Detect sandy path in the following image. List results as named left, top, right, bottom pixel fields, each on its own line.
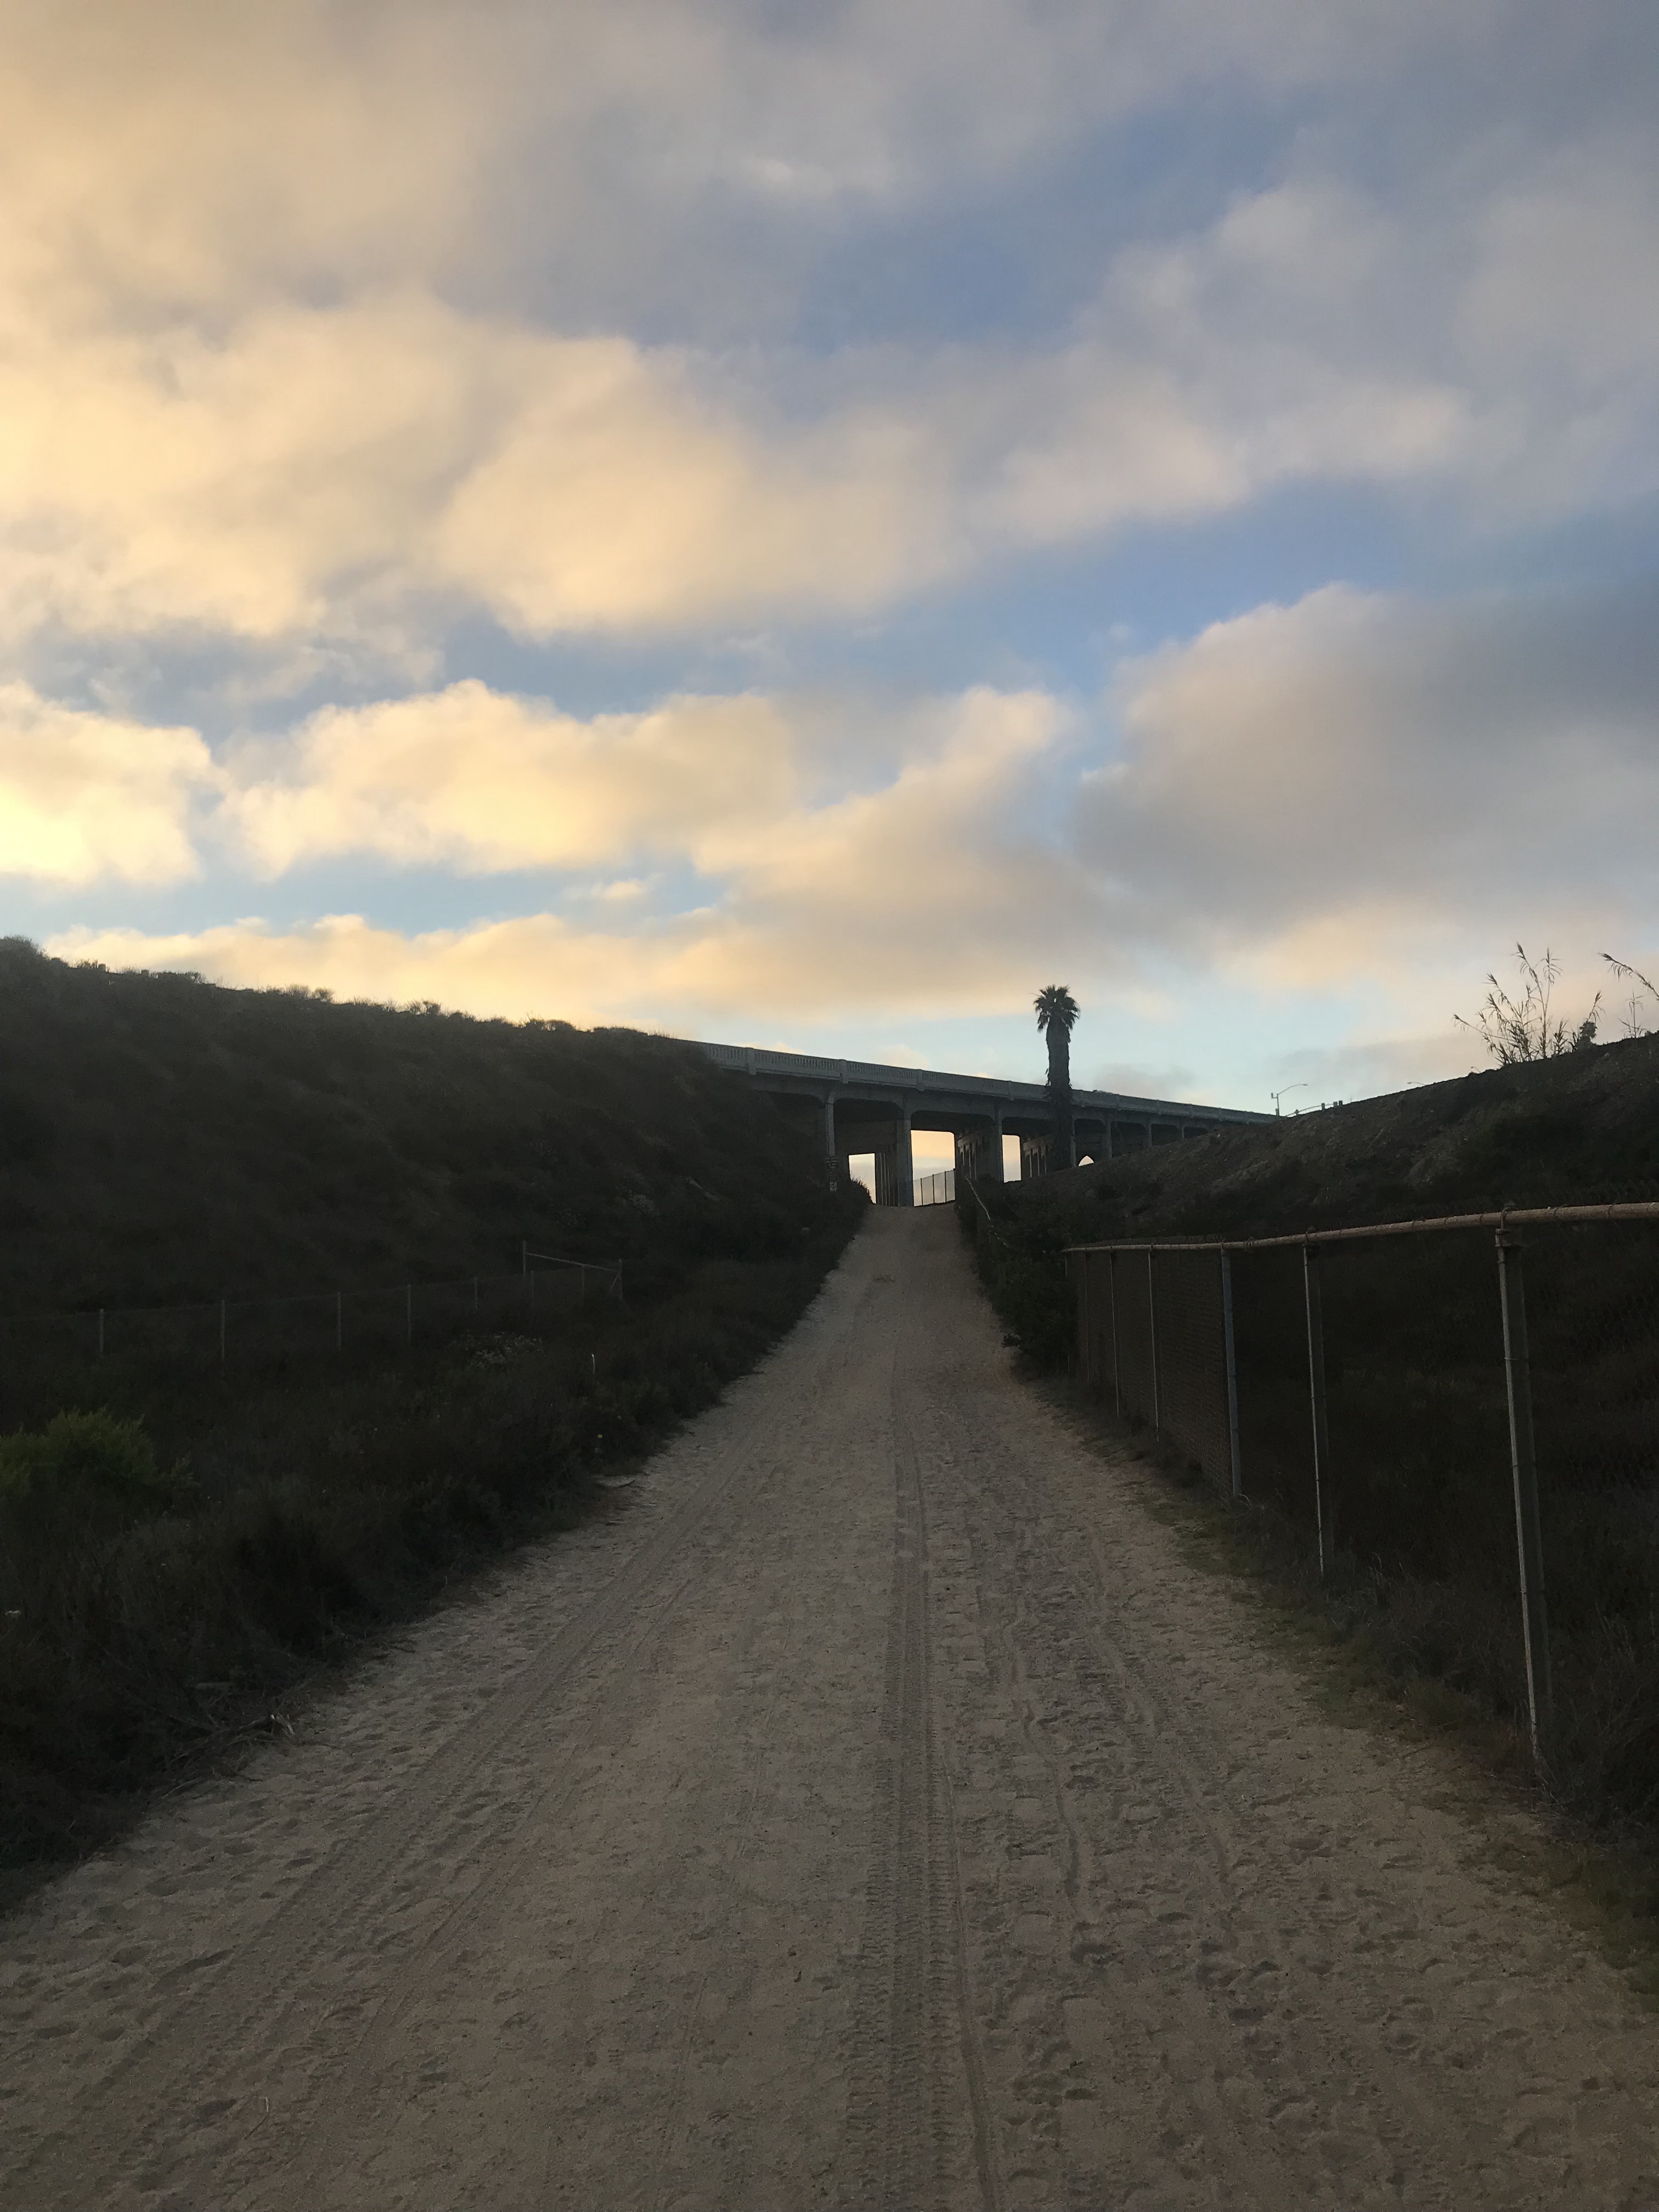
left=3, top=1209, right=1655, bottom=2209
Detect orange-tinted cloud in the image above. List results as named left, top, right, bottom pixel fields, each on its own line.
left=0, top=682, right=214, bottom=885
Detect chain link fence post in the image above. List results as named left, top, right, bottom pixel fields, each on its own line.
left=1496, top=1226, right=1554, bottom=1771
left=1107, top=1250, right=1120, bottom=1419
left=1302, top=1243, right=1332, bottom=1578
left=1220, top=1249, right=1242, bottom=1499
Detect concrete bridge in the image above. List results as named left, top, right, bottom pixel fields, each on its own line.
left=693, top=1040, right=1271, bottom=1204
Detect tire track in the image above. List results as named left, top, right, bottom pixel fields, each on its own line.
left=840, top=1339, right=1004, bottom=2212
left=930, top=1384, right=1278, bottom=2197
left=917, top=1323, right=1481, bottom=2200
left=11, top=1267, right=870, bottom=2210
left=642, top=1564, right=800, bottom=2212
left=272, top=1300, right=872, bottom=2209
left=9, top=1211, right=1657, bottom=2210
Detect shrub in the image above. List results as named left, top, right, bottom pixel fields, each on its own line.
left=0, top=1214, right=863, bottom=1883
left=0, top=1409, right=191, bottom=1512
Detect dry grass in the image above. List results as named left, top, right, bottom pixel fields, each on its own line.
left=0, top=943, right=867, bottom=1889
left=962, top=1049, right=1659, bottom=1849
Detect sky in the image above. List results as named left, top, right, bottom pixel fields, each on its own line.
left=3, top=0, right=1658, bottom=1130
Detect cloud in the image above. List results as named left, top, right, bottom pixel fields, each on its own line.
left=701, top=686, right=1074, bottom=929
left=222, top=683, right=800, bottom=875
left=4, top=7, right=1654, bottom=658
left=49, top=684, right=1100, bottom=1022
left=1455, top=146, right=1659, bottom=512
left=0, top=291, right=958, bottom=648
left=430, top=352, right=939, bottom=633
left=219, top=676, right=1077, bottom=920
left=47, top=913, right=657, bottom=1028
left=28, top=567, right=1659, bottom=1043
left=0, top=271, right=1506, bottom=658
left=0, top=682, right=215, bottom=885
left=0, top=1, right=1493, bottom=323
left=0, top=2, right=495, bottom=319
left=1084, top=578, right=1659, bottom=981
left=36, top=906, right=966, bottom=1030
left=16, top=270, right=1453, bottom=656
left=1462, top=147, right=1659, bottom=391
left=24, top=550, right=1659, bottom=981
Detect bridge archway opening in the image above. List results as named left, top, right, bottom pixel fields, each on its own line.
left=846, top=1153, right=877, bottom=1201
left=909, top=1128, right=955, bottom=1197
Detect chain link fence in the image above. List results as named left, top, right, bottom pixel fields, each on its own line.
left=1068, top=1205, right=1659, bottom=1779
left=0, top=1248, right=622, bottom=1419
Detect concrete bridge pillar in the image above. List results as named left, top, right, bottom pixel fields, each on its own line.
left=872, top=1141, right=898, bottom=1205
left=822, top=1088, right=838, bottom=1167
left=954, top=1118, right=1004, bottom=1189
left=896, top=1104, right=914, bottom=1207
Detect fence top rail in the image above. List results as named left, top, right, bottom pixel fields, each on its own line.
left=1065, top=1199, right=1659, bottom=1258
left=7, top=1251, right=600, bottom=1328
left=522, top=1249, right=622, bottom=1279
left=961, top=1170, right=997, bottom=1226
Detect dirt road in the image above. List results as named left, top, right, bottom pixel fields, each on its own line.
left=3, top=1209, right=1655, bottom=2209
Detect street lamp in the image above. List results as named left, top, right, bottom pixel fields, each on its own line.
left=1271, top=1083, right=1309, bottom=1116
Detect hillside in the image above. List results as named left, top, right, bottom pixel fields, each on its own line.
left=0, top=938, right=865, bottom=1882
left=1047, top=1030, right=1659, bottom=1242
left=0, top=938, right=836, bottom=1315
left=969, top=1037, right=1659, bottom=1841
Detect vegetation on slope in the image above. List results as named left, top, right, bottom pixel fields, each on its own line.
left=0, top=936, right=843, bottom=1314
left=970, top=1034, right=1659, bottom=1368
left=964, top=1038, right=1659, bottom=1841
left=0, top=943, right=866, bottom=1886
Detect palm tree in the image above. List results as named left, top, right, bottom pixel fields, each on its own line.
left=1034, top=985, right=1080, bottom=1171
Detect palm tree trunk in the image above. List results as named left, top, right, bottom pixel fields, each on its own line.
left=1047, top=1031, right=1075, bottom=1171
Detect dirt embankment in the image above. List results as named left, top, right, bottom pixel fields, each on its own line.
left=4, top=1212, right=1654, bottom=2210
left=0, top=939, right=865, bottom=1878
left=0, top=938, right=835, bottom=1313
left=1047, top=1031, right=1659, bottom=1244
left=970, top=1039, right=1659, bottom=1842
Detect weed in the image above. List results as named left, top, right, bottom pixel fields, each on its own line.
left=0, top=1409, right=191, bottom=1510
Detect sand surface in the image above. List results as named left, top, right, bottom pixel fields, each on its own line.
left=3, top=1207, right=1655, bottom=2209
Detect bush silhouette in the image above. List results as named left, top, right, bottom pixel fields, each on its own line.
left=0, top=1409, right=191, bottom=1511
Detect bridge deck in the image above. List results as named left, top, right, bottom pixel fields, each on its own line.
left=689, top=1038, right=1269, bottom=1128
